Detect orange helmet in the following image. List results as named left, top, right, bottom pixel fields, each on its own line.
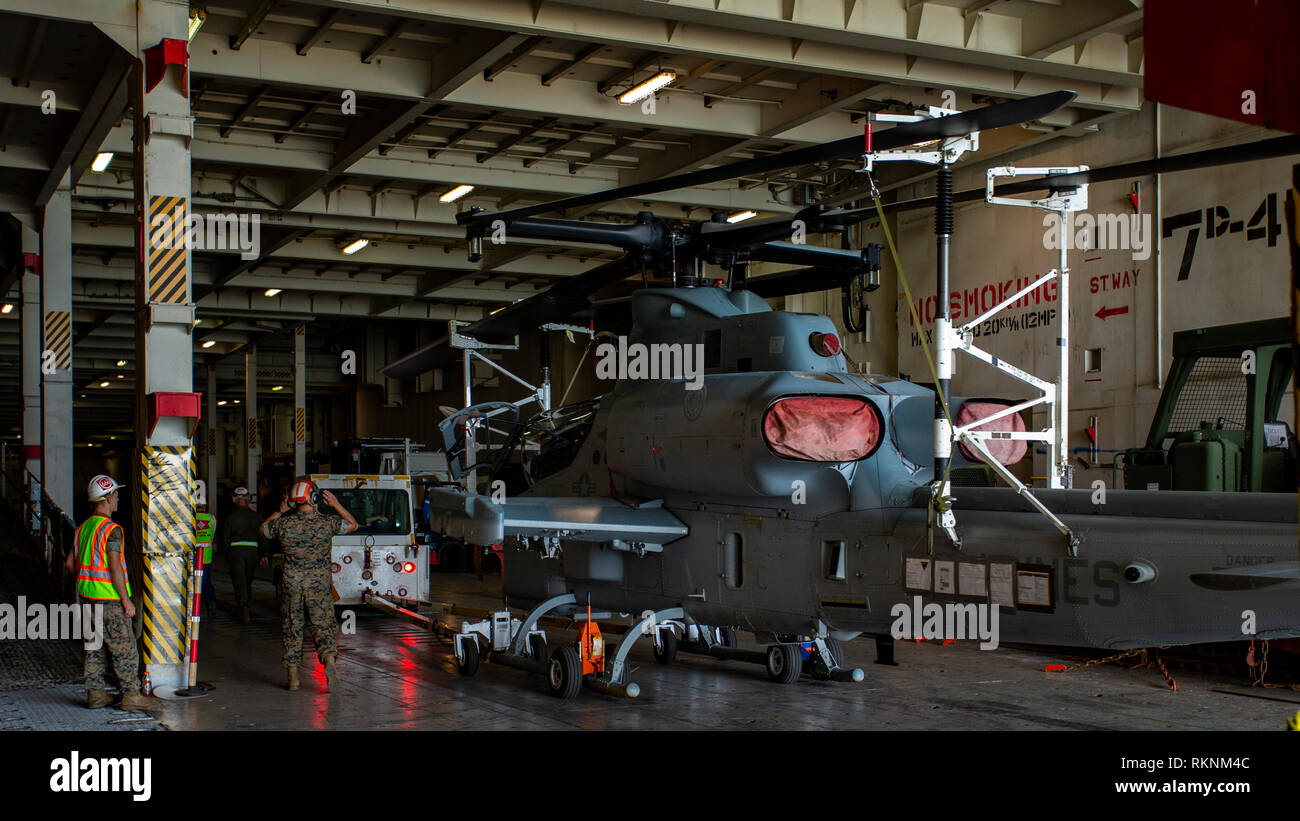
left=288, top=480, right=318, bottom=505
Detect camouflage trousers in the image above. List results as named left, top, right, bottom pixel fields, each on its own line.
left=84, top=600, right=140, bottom=694
left=280, top=563, right=337, bottom=668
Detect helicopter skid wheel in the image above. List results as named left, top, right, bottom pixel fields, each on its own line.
left=766, top=644, right=802, bottom=684
left=548, top=646, right=583, bottom=699
left=653, top=628, right=677, bottom=665
left=455, top=638, right=479, bottom=678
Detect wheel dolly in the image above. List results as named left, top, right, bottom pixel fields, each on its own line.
left=363, top=590, right=683, bottom=699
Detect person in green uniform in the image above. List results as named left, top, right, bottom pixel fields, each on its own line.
left=217, top=486, right=266, bottom=624
left=261, top=479, right=357, bottom=692
left=67, top=475, right=157, bottom=711
left=195, top=499, right=216, bottom=617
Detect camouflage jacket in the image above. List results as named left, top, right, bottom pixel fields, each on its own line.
left=265, top=509, right=349, bottom=566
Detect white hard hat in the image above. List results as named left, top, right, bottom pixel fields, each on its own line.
left=87, top=474, right=122, bottom=501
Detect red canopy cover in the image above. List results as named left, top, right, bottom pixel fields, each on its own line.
left=763, top=396, right=881, bottom=462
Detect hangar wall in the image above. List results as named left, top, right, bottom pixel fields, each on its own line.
left=798, top=103, right=1295, bottom=489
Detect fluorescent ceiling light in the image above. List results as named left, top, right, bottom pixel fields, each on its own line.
left=439, top=185, right=474, bottom=203
left=726, top=210, right=757, bottom=223
left=201, top=340, right=216, bottom=349
left=115, top=374, right=124, bottom=379
left=232, top=399, right=241, bottom=404
left=217, top=400, right=227, bottom=406
left=91, top=153, right=113, bottom=173
left=116, top=359, right=126, bottom=367
left=340, top=238, right=368, bottom=255
left=619, top=71, right=676, bottom=104
left=264, top=288, right=282, bottom=297
left=1, top=304, right=13, bottom=314
left=188, top=9, right=206, bottom=41
left=272, top=385, right=283, bottom=391
left=98, top=381, right=109, bottom=388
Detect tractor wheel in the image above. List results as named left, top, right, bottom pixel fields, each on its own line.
left=548, top=646, right=583, bottom=699
left=653, top=628, right=677, bottom=665
left=455, top=637, right=479, bottom=677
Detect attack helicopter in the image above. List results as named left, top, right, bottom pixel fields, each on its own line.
left=381, top=91, right=1300, bottom=699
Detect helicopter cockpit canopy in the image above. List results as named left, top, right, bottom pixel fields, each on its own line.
left=763, top=396, right=883, bottom=462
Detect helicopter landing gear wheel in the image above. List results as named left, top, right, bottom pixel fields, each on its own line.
left=766, top=644, right=802, bottom=684
left=653, top=628, right=677, bottom=665
left=455, top=638, right=479, bottom=677
left=548, top=646, right=582, bottom=699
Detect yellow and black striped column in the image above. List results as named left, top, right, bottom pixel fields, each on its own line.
left=42, top=311, right=71, bottom=371
left=130, top=2, right=196, bottom=692
left=139, top=446, right=195, bottom=666
left=293, top=323, right=307, bottom=475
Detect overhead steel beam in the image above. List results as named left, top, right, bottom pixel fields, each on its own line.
left=596, top=51, right=664, bottom=95
left=195, top=225, right=311, bottom=300
left=482, top=36, right=545, bottom=82
left=362, top=17, right=415, bottom=64
left=477, top=117, right=557, bottom=163
left=277, top=29, right=526, bottom=210
left=230, top=0, right=276, bottom=51
left=14, top=18, right=48, bottom=88
left=541, top=44, right=605, bottom=87
left=220, top=85, right=273, bottom=138
left=297, top=7, right=342, bottom=56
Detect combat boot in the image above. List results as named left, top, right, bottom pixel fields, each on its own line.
left=322, top=654, right=339, bottom=691
left=119, top=691, right=159, bottom=711
left=86, top=690, right=112, bottom=709
left=286, top=667, right=299, bottom=691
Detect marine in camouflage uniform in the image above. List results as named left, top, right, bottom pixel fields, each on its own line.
left=261, top=480, right=357, bottom=691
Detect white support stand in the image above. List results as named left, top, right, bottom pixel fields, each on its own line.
left=926, top=164, right=1089, bottom=554
left=450, top=320, right=594, bottom=491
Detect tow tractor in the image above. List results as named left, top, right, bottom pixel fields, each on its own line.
left=310, top=473, right=427, bottom=607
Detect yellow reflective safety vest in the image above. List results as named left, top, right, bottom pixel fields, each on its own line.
left=76, top=515, right=131, bottom=601
left=195, top=512, right=215, bottom=565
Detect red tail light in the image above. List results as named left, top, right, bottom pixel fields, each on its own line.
left=402, top=562, right=416, bottom=574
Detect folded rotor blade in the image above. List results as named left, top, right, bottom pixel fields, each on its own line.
left=459, top=91, right=1077, bottom=228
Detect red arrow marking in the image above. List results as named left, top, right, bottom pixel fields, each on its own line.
left=1095, top=305, right=1129, bottom=320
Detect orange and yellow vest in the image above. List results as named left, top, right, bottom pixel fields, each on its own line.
left=196, top=512, right=215, bottom=565
left=76, top=515, right=131, bottom=601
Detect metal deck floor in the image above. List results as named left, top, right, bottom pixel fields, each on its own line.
left=136, top=573, right=1299, bottom=731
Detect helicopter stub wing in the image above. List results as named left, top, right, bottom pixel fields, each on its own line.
left=424, top=489, right=689, bottom=551
left=504, top=497, right=689, bottom=553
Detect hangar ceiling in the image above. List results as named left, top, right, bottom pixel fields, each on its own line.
left=0, top=0, right=1145, bottom=438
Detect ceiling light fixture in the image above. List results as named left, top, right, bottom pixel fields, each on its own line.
left=1, top=304, right=13, bottom=314
left=264, top=288, right=282, bottom=297
left=619, top=71, right=676, bottom=104
left=116, top=359, right=126, bottom=367
left=91, top=153, right=113, bottom=173
left=115, top=374, right=123, bottom=380
left=339, top=237, right=369, bottom=255
left=188, top=8, right=206, bottom=41
left=217, top=400, right=227, bottom=407
left=201, top=340, right=216, bottom=349
left=439, top=184, right=474, bottom=203
left=232, top=399, right=241, bottom=405
left=271, top=385, right=283, bottom=391
left=726, top=210, right=757, bottom=223
left=98, top=381, right=109, bottom=388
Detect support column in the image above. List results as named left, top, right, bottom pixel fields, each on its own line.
left=245, top=346, right=258, bottom=504
left=19, top=220, right=41, bottom=534
left=293, top=324, right=306, bottom=476
left=205, top=366, right=217, bottom=503
left=40, top=170, right=74, bottom=551
left=130, top=0, right=196, bottom=692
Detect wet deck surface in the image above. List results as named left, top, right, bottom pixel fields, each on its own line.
left=142, top=572, right=1298, bottom=731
